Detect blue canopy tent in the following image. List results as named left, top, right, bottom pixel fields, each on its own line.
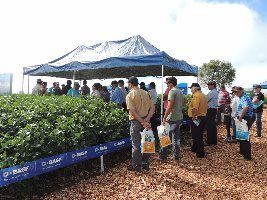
left=23, top=35, right=198, bottom=79
left=23, top=35, right=198, bottom=120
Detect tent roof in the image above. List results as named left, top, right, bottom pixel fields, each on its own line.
left=24, top=35, right=198, bottom=79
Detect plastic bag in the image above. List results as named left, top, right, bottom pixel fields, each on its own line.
left=157, top=123, right=172, bottom=148
left=234, top=118, right=249, bottom=141
left=140, top=129, right=155, bottom=153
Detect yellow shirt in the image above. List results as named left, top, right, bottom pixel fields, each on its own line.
left=126, top=87, right=154, bottom=120
left=188, top=91, right=208, bottom=117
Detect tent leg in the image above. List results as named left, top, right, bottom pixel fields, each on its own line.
left=161, top=65, right=164, bottom=123
left=100, top=155, right=104, bottom=172
left=72, top=71, right=76, bottom=86
left=27, top=75, right=30, bottom=94
left=22, top=74, right=25, bottom=94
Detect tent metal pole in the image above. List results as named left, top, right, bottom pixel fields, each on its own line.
left=22, top=73, right=25, bottom=94
left=72, top=71, right=76, bottom=86
left=27, top=75, right=30, bottom=94
left=161, top=65, right=164, bottom=122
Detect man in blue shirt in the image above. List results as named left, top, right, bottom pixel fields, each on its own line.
left=110, top=80, right=124, bottom=105
left=206, top=81, right=219, bottom=145
left=233, top=86, right=254, bottom=160
left=67, top=82, right=81, bottom=97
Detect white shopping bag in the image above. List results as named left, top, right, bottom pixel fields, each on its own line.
left=234, top=118, right=249, bottom=141
left=157, top=123, right=172, bottom=147
left=140, top=129, right=155, bottom=153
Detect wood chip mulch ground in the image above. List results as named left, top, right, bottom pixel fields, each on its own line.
left=1, top=109, right=267, bottom=200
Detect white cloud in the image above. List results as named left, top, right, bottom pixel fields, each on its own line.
left=0, top=0, right=266, bottom=92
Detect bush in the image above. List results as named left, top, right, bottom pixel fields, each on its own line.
left=0, top=95, right=129, bottom=169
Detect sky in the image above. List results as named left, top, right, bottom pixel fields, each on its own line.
left=0, top=0, right=266, bottom=94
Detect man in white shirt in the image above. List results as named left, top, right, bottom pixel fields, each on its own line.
left=230, top=86, right=239, bottom=141
left=32, top=79, right=43, bottom=96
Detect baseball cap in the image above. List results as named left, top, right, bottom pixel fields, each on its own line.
left=232, top=86, right=243, bottom=92
left=74, top=82, right=80, bottom=86
left=128, top=76, right=139, bottom=85
left=37, top=79, right=42, bottom=83
left=189, top=83, right=200, bottom=88
left=254, top=84, right=262, bottom=89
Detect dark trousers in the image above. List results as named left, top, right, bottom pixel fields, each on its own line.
left=239, top=116, right=254, bottom=159
left=206, top=108, right=217, bottom=145
left=191, top=116, right=206, bottom=157
left=224, top=116, right=231, bottom=137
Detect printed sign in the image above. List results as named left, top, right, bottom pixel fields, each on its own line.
left=0, top=137, right=132, bottom=187
left=0, top=162, right=36, bottom=186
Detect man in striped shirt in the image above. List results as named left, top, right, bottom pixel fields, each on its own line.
left=233, top=87, right=254, bottom=160
left=217, top=85, right=230, bottom=124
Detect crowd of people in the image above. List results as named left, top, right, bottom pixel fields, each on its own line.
left=126, top=77, right=264, bottom=173
left=31, top=76, right=265, bottom=173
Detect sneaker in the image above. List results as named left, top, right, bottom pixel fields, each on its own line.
left=127, top=165, right=141, bottom=173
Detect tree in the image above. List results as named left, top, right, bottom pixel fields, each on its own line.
left=198, top=60, right=236, bottom=88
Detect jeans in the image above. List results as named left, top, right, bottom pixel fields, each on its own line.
left=130, top=120, right=150, bottom=168
left=159, top=120, right=182, bottom=160
left=256, top=112, right=263, bottom=136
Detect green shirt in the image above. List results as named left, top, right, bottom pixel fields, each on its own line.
left=167, top=88, right=184, bottom=121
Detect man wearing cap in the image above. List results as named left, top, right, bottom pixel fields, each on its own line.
left=230, top=86, right=239, bottom=140
left=160, top=77, right=186, bottom=161
left=32, top=79, right=43, bottom=96
left=188, top=83, right=208, bottom=158
left=233, top=87, right=254, bottom=160
left=253, top=85, right=264, bottom=137
left=110, top=80, right=124, bottom=106
left=206, top=81, right=219, bottom=145
left=67, top=82, right=81, bottom=97
left=126, top=76, right=155, bottom=172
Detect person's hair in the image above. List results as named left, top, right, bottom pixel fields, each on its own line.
left=149, top=82, right=156, bottom=89
left=93, top=83, right=101, bottom=90
left=221, top=85, right=225, bottom=90
left=67, top=80, right=72, bottom=85
left=111, top=80, right=118, bottom=85
left=102, top=86, right=108, bottom=92
left=118, top=80, right=124, bottom=84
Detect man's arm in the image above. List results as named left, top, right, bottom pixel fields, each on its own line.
left=163, top=99, right=174, bottom=124
left=239, top=106, right=248, bottom=122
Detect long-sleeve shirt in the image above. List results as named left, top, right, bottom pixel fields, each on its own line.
left=110, top=87, right=124, bottom=105
left=207, top=89, right=219, bottom=108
